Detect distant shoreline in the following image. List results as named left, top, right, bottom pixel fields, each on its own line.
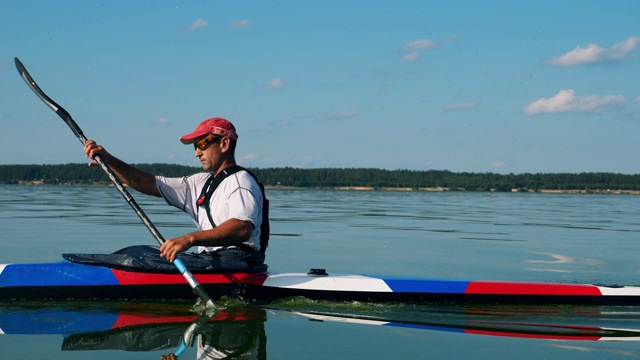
left=4, top=164, right=640, bottom=193
left=267, top=185, right=640, bottom=195
left=10, top=181, right=638, bottom=194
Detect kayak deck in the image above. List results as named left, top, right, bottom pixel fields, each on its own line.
left=2, top=261, right=640, bottom=305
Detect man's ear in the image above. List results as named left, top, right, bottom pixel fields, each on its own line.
left=220, top=137, right=231, bottom=153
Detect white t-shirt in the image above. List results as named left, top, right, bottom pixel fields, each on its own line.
left=155, top=170, right=263, bottom=253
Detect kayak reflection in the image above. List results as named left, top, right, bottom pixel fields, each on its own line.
left=0, top=302, right=267, bottom=359
left=270, top=301, right=640, bottom=342
left=2, top=302, right=640, bottom=359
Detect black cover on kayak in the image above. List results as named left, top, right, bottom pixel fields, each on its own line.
left=62, top=245, right=268, bottom=274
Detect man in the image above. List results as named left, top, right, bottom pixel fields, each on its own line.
left=84, top=117, right=266, bottom=270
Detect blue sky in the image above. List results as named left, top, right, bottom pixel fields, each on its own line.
left=1, top=1, right=639, bottom=174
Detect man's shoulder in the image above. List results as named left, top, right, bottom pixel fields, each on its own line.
left=182, top=172, right=213, bottom=186
left=185, top=172, right=212, bottom=180
left=221, top=169, right=260, bottom=189
left=235, top=169, right=258, bottom=183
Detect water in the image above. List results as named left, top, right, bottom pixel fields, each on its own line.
left=2, top=185, right=640, bottom=359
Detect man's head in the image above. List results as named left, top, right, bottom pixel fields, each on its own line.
left=179, top=117, right=238, bottom=144
left=180, top=117, right=238, bottom=173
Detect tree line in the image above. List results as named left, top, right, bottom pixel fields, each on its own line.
left=1, top=163, right=640, bottom=192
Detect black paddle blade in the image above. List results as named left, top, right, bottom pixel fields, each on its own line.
left=14, top=57, right=85, bottom=140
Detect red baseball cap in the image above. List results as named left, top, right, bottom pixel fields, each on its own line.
left=179, top=117, right=238, bottom=144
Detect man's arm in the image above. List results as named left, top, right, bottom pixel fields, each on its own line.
left=160, top=219, right=254, bottom=262
left=84, top=140, right=161, bottom=197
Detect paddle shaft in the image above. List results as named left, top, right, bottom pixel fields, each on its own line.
left=14, top=57, right=216, bottom=309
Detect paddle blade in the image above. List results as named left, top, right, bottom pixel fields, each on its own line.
left=14, top=57, right=85, bottom=141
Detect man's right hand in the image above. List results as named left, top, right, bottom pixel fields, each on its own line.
left=83, top=139, right=110, bottom=166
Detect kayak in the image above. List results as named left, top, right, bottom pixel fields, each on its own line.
left=242, top=270, right=640, bottom=305
left=3, top=255, right=640, bottom=305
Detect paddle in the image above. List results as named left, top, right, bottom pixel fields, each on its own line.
left=14, top=57, right=218, bottom=310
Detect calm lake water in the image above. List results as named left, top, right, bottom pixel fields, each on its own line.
left=2, top=185, right=640, bottom=359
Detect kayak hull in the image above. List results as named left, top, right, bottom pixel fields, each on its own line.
left=0, top=260, right=255, bottom=301
left=3, top=260, right=640, bottom=305
left=241, top=272, right=640, bottom=305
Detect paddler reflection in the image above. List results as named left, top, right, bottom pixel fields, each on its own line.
left=161, top=307, right=267, bottom=360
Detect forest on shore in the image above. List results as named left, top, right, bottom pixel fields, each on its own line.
left=1, top=163, right=640, bottom=193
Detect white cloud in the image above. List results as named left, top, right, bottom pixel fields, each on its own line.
left=547, top=36, right=640, bottom=66
left=523, top=89, right=625, bottom=115
left=154, top=117, right=169, bottom=125
left=446, top=35, right=458, bottom=43
left=445, top=102, right=478, bottom=110
left=490, top=161, right=509, bottom=170
left=402, top=52, right=419, bottom=62
left=266, top=77, right=284, bottom=90
left=403, top=39, right=436, bottom=51
left=188, top=18, right=208, bottom=32
left=400, top=38, right=437, bottom=62
left=317, top=110, right=358, bottom=121
left=239, top=153, right=257, bottom=162
left=229, top=19, right=252, bottom=28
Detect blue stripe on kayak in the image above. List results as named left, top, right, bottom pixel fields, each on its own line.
left=0, top=310, right=119, bottom=335
left=0, top=260, right=119, bottom=286
left=382, top=278, right=470, bottom=294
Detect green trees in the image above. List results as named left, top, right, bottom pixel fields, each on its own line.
left=1, top=164, right=639, bottom=191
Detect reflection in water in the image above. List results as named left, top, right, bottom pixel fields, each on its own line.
left=270, top=300, right=640, bottom=342
left=3, top=301, right=640, bottom=359
left=292, top=307, right=640, bottom=342
left=155, top=308, right=267, bottom=360
left=0, top=302, right=267, bottom=359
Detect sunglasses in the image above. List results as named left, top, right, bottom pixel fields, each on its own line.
left=193, top=136, right=222, bottom=151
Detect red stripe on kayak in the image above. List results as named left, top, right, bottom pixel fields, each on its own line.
left=237, top=273, right=269, bottom=286
left=465, top=281, right=603, bottom=296
left=111, top=270, right=267, bottom=285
